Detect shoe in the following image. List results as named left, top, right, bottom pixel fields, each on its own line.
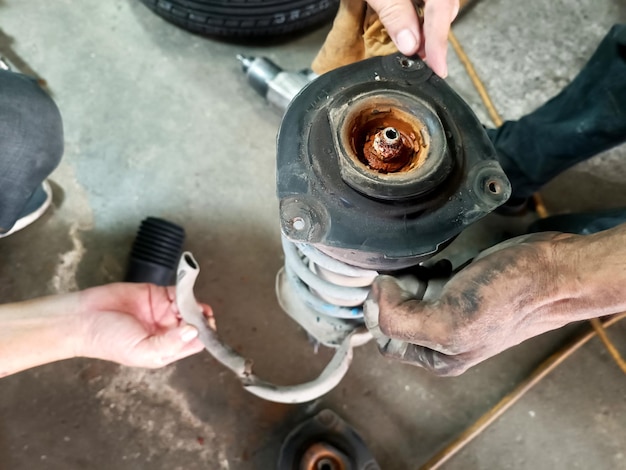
left=0, top=181, right=53, bottom=238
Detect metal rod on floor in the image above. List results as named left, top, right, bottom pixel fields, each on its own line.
left=450, top=18, right=624, bottom=371
left=419, top=312, right=626, bottom=470
left=589, top=318, right=626, bottom=374
left=422, top=24, right=626, bottom=469
left=448, top=29, right=550, bottom=218
left=448, top=31, right=502, bottom=128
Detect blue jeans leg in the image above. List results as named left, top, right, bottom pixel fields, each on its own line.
left=0, top=69, right=63, bottom=233
left=487, top=24, right=626, bottom=200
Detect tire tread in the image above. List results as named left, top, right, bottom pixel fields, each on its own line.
left=139, top=0, right=339, bottom=38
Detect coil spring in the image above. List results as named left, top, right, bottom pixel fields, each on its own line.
left=281, top=236, right=378, bottom=320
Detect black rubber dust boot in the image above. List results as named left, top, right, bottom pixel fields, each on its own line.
left=487, top=24, right=626, bottom=204
left=125, top=217, right=185, bottom=286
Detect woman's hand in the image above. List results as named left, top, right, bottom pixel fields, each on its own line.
left=77, top=283, right=211, bottom=368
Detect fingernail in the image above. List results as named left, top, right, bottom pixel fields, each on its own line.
left=395, top=29, right=418, bottom=55
left=180, top=325, right=198, bottom=342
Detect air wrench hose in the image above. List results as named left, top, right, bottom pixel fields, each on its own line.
left=176, top=252, right=369, bottom=404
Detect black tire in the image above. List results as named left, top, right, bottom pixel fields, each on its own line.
left=139, top=0, right=339, bottom=38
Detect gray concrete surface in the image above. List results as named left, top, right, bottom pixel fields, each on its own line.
left=0, top=0, right=625, bottom=468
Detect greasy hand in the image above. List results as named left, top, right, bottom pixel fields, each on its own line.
left=365, top=0, right=459, bottom=77
left=76, top=283, right=212, bottom=368
left=365, top=233, right=576, bottom=376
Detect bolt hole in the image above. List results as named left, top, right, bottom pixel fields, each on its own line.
left=400, top=57, right=413, bottom=68
left=292, top=217, right=306, bottom=231
left=385, top=128, right=398, bottom=140
left=487, top=180, right=501, bottom=195
left=317, top=460, right=336, bottom=470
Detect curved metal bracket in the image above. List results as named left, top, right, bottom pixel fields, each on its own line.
left=176, top=252, right=369, bottom=404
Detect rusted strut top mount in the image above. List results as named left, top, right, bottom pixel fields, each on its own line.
left=277, top=53, right=511, bottom=270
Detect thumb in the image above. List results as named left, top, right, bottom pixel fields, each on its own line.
left=371, top=276, right=453, bottom=353
left=383, top=343, right=470, bottom=376
left=367, top=0, right=421, bottom=56
left=135, top=324, right=202, bottom=367
left=371, top=275, right=427, bottom=337
left=365, top=274, right=418, bottom=330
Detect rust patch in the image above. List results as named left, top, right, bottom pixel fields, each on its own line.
left=363, top=126, right=413, bottom=172
left=300, top=442, right=348, bottom=470
left=347, top=104, right=428, bottom=174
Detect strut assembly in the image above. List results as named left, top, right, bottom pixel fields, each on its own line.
left=276, top=53, right=510, bottom=343
left=178, top=54, right=511, bottom=403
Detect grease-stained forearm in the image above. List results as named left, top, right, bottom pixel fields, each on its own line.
left=365, top=222, right=626, bottom=376
left=554, top=222, right=626, bottom=321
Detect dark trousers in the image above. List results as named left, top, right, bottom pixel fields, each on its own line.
left=487, top=24, right=626, bottom=234
left=0, top=69, right=63, bottom=233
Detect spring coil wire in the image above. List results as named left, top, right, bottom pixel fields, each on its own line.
left=281, top=236, right=378, bottom=320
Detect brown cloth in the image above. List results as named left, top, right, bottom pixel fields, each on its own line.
left=311, top=0, right=398, bottom=74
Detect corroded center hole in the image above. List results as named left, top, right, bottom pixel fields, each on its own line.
left=347, top=105, right=427, bottom=174
left=385, top=128, right=398, bottom=140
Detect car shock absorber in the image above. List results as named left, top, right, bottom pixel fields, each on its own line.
left=177, top=53, right=511, bottom=404
left=276, top=53, right=510, bottom=350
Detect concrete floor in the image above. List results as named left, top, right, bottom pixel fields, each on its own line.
left=1, top=0, right=625, bottom=468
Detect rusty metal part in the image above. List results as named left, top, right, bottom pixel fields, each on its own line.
left=363, top=126, right=415, bottom=172
left=277, top=410, right=380, bottom=470
left=330, top=87, right=457, bottom=202
left=343, top=98, right=430, bottom=179
left=300, top=443, right=349, bottom=470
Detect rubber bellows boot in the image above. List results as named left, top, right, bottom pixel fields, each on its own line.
left=125, top=217, right=185, bottom=286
